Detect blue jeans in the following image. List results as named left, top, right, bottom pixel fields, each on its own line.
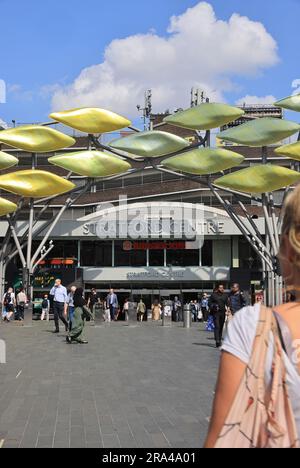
left=68, top=306, right=75, bottom=323
left=68, top=306, right=75, bottom=331
left=109, top=305, right=117, bottom=321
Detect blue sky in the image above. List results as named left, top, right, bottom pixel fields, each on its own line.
left=0, top=0, right=299, bottom=126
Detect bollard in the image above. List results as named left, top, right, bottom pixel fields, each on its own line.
left=23, top=303, right=33, bottom=327
left=94, top=303, right=103, bottom=326
left=183, top=304, right=192, bottom=329
left=162, top=301, right=172, bottom=327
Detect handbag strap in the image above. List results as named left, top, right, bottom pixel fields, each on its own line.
left=273, top=313, right=288, bottom=354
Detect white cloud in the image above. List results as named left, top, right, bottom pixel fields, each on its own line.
left=236, top=95, right=277, bottom=106
left=51, top=1, right=279, bottom=117
left=39, top=84, right=62, bottom=99
left=7, top=84, right=33, bottom=102
left=0, top=118, right=8, bottom=129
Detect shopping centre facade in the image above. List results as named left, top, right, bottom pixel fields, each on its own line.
left=0, top=105, right=287, bottom=306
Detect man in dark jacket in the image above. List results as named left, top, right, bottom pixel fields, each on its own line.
left=228, top=283, right=246, bottom=316
left=208, top=284, right=229, bottom=348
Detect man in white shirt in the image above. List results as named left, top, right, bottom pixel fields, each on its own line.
left=50, top=279, right=68, bottom=333
left=16, top=288, right=27, bottom=321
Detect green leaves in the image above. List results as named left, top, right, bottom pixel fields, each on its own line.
left=275, top=141, right=300, bottom=161
left=217, top=118, right=300, bottom=147
left=0, top=170, right=75, bottom=197
left=163, top=103, right=244, bottom=130
left=0, top=198, right=17, bottom=217
left=0, top=125, right=75, bottom=153
left=49, top=151, right=131, bottom=177
left=215, top=165, right=300, bottom=194
left=109, top=131, right=190, bottom=157
left=275, top=94, right=300, bottom=112
left=162, top=148, right=244, bottom=175
left=50, top=108, right=131, bottom=134
left=0, top=151, right=18, bottom=170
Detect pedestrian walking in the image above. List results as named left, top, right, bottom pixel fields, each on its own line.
left=200, top=293, right=209, bottom=322
left=228, top=283, right=246, bottom=316
left=87, top=288, right=99, bottom=321
left=151, top=300, right=161, bottom=321
left=2, top=287, right=15, bottom=322
left=205, top=185, right=300, bottom=448
left=16, top=287, right=27, bottom=321
left=123, top=298, right=129, bottom=321
left=106, top=288, right=119, bottom=322
left=208, top=285, right=229, bottom=348
left=137, top=299, right=146, bottom=322
left=40, top=294, right=50, bottom=321
left=67, top=286, right=76, bottom=330
left=50, top=279, right=68, bottom=334
left=173, top=296, right=182, bottom=322
left=66, top=288, right=93, bottom=344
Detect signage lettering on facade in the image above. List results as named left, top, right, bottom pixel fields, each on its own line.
left=126, top=271, right=185, bottom=280
left=83, top=221, right=225, bottom=238
left=123, top=241, right=186, bottom=251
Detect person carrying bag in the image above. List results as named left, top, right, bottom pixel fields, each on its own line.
left=213, top=306, right=299, bottom=449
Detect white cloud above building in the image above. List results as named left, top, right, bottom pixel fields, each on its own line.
left=51, top=1, right=279, bottom=117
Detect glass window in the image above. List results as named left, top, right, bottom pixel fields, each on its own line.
left=201, top=240, right=213, bottom=267
left=103, top=179, right=124, bottom=190
left=238, top=237, right=261, bottom=269
left=166, top=249, right=199, bottom=267
left=47, top=240, right=78, bottom=259
left=149, top=250, right=164, bottom=266
left=114, top=241, right=147, bottom=267
left=81, top=241, right=112, bottom=267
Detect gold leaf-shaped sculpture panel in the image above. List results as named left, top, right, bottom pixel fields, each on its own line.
left=275, top=141, right=300, bottom=161
left=217, top=118, right=300, bottom=147
left=215, top=165, right=300, bottom=194
left=49, top=151, right=132, bottom=177
left=0, top=125, right=75, bottom=153
left=109, top=131, right=190, bottom=157
left=275, top=94, right=300, bottom=112
left=162, top=148, right=244, bottom=175
left=0, top=151, right=18, bottom=170
left=163, top=103, right=245, bottom=130
left=0, top=198, right=17, bottom=217
left=50, top=108, right=131, bottom=134
left=0, top=170, right=75, bottom=198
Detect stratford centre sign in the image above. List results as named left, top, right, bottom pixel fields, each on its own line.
left=82, top=219, right=225, bottom=239
left=80, top=200, right=227, bottom=240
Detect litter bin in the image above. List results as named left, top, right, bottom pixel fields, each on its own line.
left=183, top=304, right=192, bottom=329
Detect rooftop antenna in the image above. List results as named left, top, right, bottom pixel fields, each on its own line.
left=137, top=89, right=152, bottom=131
left=190, top=88, right=199, bottom=107
left=191, top=88, right=209, bottom=107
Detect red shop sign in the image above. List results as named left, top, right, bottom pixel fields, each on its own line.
left=123, top=241, right=186, bottom=251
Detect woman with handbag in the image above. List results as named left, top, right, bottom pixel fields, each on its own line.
left=205, top=185, right=300, bottom=449
left=66, top=288, right=92, bottom=344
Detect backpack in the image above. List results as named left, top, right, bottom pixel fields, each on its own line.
left=4, top=293, right=11, bottom=306
left=42, top=299, right=48, bottom=309
left=210, top=303, right=220, bottom=315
